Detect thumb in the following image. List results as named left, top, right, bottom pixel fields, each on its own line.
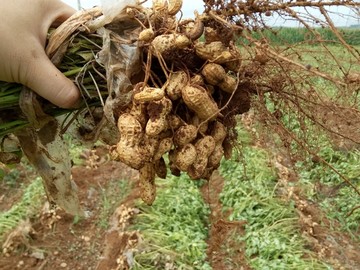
left=25, top=50, right=80, bottom=109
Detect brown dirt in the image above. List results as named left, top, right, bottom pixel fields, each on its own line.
left=1, top=117, right=359, bottom=270
left=201, top=170, right=251, bottom=270
left=0, top=146, right=140, bottom=270
left=275, top=154, right=360, bottom=270
left=296, top=200, right=360, bottom=269
left=0, top=163, right=37, bottom=212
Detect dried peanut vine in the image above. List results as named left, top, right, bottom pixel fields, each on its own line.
left=110, top=0, right=360, bottom=204
left=2, top=0, right=359, bottom=208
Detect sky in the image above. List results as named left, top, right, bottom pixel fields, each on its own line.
left=62, top=0, right=204, bottom=17
left=61, top=0, right=359, bottom=27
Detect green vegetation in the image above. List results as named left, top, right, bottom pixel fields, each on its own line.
left=219, top=125, right=330, bottom=270
left=0, top=177, right=45, bottom=239
left=132, top=175, right=211, bottom=270
left=97, top=179, right=131, bottom=229
left=246, top=27, right=360, bottom=45
left=1, top=168, right=21, bottom=188
left=298, top=147, right=360, bottom=239
left=0, top=35, right=359, bottom=268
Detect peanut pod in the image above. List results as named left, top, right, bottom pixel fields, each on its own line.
left=182, top=85, right=219, bottom=120
left=166, top=71, right=188, bottom=100
left=153, top=137, right=173, bottom=161
left=146, top=97, right=172, bottom=137
left=225, top=45, right=242, bottom=72
left=175, top=144, right=197, bottom=171
left=190, top=74, right=205, bottom=86
left=151, top=34, right=191, bottom=55
left=153, top=0, right=168, bottom=12
left=168, top=0, right=183, bottom=16
left=181, top=17, right=204, bottom=40
left=167, top=114, right=183, bottom=130
left=190, top=115, right=208, bottom=134
left=129, top=102, right=147, bottom=127
left=202, top=63, right=237, bottom=93
left=208, top=122, right=227, bottom=168
left=138, top=28, right=155, bottom=43
left=174, top=124, right=198, bottom=147
left=140, top=135, right=160, bottom=162
left=116, top=114, right=146, bottom=169
left=211, top=121, right=227, bottom=143
left=187, top=136, right=216, bottom=179
left=207, top=144, right=224, bottom=169
left=139, top=162, right=156, bottom=205
left=134, top=86, right=165, bottom=103
left=195, top=41, right=233, bottom=64
left=204, top=27, right=221, bottom=43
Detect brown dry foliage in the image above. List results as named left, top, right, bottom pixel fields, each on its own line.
left=2, top=0, right=359, bottom=205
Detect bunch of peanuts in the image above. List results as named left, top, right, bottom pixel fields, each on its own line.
left=112, top=0, right=244, bottom=205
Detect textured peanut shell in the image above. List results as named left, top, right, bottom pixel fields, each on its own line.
left=195, top=41, right=233, bottom=64
left=154, top=137, right=173, bottom=161
left=166, top=71, right=188, bottom=100
left=202, top=63, right=237, bottom=93
left=175, top=144, right=197, bottom=171
left=116, top=114, right=147, bottom=169
left=182, top=19, right=204, bottom=40
left=146, top=118, right=168, bottom=137
left=204, top=27, right=221, bottom=43
left=133, top=87, right=165, bottom=103
left=226, top=46, right=242, bottom=71
left=191, top=115, right=208, bottom=134
left=170, top=162, right=181, bottom=176
left=140, top=136, right=160, bottom=161
left=195, top=136, right=216, bottom=158
left=129, top=102, right=147, bottom=127
left=153, top=0, right=168, bottom=12
left=188, top=136, right=216, bottom=179
left=190, top=74, right=205, bottom=86
left=211, top=121, right=227, bottom=143
left=208, top=144, right=224, bottom=168
left=168, top=150, right=181, bottom=176
left=167, top=114, right=183, bottom=130
left=218, top=76, right=237, bottom=93
left=225, top=59, right=242, bottom=73
left=116, top=141, right=146, bottom=170
left=117, top=113, right=143, bottom=147
left=138, top=28, right=155, bottom=42
left=174, top=124, right=198, bottom=147
left=139, top=163, right=156, bottom=205
left=182, top=85, right=219, bottom=120
left=151, top=34, right=191, bottom=55
left=201, top=63, right=227, bottom=85
left=145, top=97, right=172, bottom=137
left=168, top=0, right=183, bottom=15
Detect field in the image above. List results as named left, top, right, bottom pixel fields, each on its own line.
left=0, top=34, right=360, bottom=269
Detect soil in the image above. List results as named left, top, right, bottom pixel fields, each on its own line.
left=1, top=143, right=359, bottom=270
left=0, top=148, right=141, bottom=270
left=275, top=152, right=360, bottom=270
left=201, top=170, right=251, bottom=270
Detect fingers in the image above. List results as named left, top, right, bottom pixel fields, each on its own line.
left=24, top=50, right=80, bottom=109
left=0, top=1, right=81, bottom=108
left=50, top=1, right=77, bottom=27
left=31, top=1, right=80, bottom=108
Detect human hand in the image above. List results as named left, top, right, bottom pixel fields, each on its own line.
left=0, top=0, right=80, bottom=108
